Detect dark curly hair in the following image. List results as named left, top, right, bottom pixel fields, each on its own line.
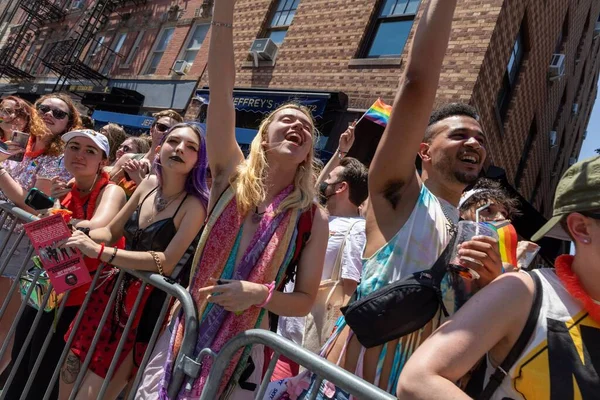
left=459, top=178, right=521, bottom=220
left=424, top=103, right=480, bottom=143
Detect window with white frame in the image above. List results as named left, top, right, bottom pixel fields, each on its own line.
left=145, top=27, right=175, bottom=74
left=180, top=24, right=209, bottom=65
left=123, top=30, right=145, bottom=67
left=101, top=32, right=127, bottom=75
left=265, top=0, right=300, bottom=45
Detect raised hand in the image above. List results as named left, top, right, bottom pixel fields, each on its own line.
left=338, top=121, right=356, bottom=154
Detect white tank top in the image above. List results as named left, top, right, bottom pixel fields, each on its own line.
left=486, top=268, right=600, bottom=400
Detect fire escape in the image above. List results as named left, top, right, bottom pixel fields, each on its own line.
left=0, top=0, right=65, bottom=81
left=42, top=0, right=146, bottom=92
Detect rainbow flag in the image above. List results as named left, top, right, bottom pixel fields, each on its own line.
left=486, top=221, right=518, bottom=267
left=361, top=98, right=392, bottom=127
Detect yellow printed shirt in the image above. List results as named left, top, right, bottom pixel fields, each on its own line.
left=485, top=269, right=600, bottom=400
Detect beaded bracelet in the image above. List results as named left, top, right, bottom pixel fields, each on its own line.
left=256, top=281, right=276, bottom=308
left=108, top=247, right=118, bottom=264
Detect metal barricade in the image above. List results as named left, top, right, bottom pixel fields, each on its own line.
left=198, top=329, right=396, bottom=400
left=0, top=202, right=200, bottom=399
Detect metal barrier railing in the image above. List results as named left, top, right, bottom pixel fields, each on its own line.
left=198, top=329, right=397, bottom=400
left=0, top=201, right=200, bottom=399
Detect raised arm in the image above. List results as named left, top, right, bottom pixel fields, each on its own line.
left=316, top=122, right=356, bottom=188
left=0, top=166, right=29, bottom=210
left=369, top=0, right=457, bottom=206
left=206, top=0, right=244, bottom=196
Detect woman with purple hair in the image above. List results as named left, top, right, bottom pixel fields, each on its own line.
left=57, top=123, right=209, bottom=400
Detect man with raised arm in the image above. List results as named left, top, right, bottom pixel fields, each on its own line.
left=266, top=0, right=503, bottom=398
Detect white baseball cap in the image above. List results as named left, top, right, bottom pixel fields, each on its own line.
left=62, top=129, right=110, bottom=158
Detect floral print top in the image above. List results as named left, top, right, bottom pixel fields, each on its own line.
left=1, top=154, right=72, bottom=230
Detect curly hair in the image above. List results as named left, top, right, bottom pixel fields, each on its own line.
left=459, top=178, right=521, bottom=220
left=424, top=103, right=480, bottom=143
left=34, top=93, right=83, bottom=156
left=0, top=96, right=47, bottom=139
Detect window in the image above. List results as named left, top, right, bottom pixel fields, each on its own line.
left=101, top=32, right=127, bottom=75
left=364, top=0, right=421, bottom=58
left=265, top=0, right=300, bottom=45
left=84, top=36, right=105, bottom=65
left=497, top=28, right=525, bottom=121
left=123, top=31, right=144, bottom=67
left=514, top=119, right=537, bottom=189
left=22, top=43, right=36, bottom=71
left=180, top=24, right=209, bottom=65
left=145, top=27, right=175, bottom=74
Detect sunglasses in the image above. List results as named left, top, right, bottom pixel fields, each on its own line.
left=37, top=104, right=69, bottom=120
left=153, top=122, right=171, bottom=133
left=119, top=145, right=133, bottom=152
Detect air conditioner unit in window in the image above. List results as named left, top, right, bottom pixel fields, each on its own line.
left=249, top=38, right=278, bottom=66
left=594, top=22, right=600, bottom=38
left=569, top=157, right=577, bottom=166
left=172, top=60, right=190, bottom=75
left=572, top=103, right=579, bottom=115
left=548, top=54, right=566, bottom=80
left=549, top=131, right=558, bottom=147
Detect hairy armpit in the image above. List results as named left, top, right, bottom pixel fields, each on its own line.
left=382, top=179, right=406, bottom=209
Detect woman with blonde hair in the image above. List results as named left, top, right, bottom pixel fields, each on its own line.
left=135, top=1, right=328, bottom=398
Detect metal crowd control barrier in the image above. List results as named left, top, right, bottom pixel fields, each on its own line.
left=198, top=329, right=397, bottom=400
left=0, top=202, right=199, bottom=399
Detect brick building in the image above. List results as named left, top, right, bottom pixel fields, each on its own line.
left=0, top=0, right=598, bottom=224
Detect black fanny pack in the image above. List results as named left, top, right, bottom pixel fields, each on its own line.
left=341, top=235, right=456, bottom=348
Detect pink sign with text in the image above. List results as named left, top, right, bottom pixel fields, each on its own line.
left=23, top=214, right=91, bottom=294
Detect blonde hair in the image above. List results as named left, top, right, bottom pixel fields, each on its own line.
left=232, top=103, right=319, bottom=215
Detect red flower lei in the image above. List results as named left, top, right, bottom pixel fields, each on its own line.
left=24, top=135, right=45, bottom=159
left=61, top=172, right=111, bottom=219
left=555, top=255, right=600, bottom=324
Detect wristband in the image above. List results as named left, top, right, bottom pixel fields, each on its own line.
left=256, top=281, right=276, bottom=308
left=337, top=148, right=347, bottom=160
left=96, top=243, right=105, bottom=260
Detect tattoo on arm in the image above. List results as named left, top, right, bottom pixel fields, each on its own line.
left=61, top=352, right=81, bottom=384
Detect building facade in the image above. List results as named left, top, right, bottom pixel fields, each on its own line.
left=0, top=0, right=598, bottom=222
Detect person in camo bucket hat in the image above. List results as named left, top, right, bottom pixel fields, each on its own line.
left=532, top=155, right=600, bottom=242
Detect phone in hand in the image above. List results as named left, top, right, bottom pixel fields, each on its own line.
left=9, top=130, right=29, bottom=162
left=24, top=188, right=55, bottom=210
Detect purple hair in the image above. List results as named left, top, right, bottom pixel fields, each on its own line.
left=154, top=122, right=210, bottom=209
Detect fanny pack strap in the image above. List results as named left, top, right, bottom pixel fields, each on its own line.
left=478, top=271, right=543, bottom=400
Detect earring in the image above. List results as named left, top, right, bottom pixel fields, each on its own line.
left=583, top=238, right=591, bottom=244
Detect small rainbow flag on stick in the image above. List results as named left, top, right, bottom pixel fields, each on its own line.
left=357, top=98, right=392, bottom=127
left=487, top=221, right=518, bottom=267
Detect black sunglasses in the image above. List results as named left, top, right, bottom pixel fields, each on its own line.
left=153, top=122, right=171, bottom=133
left=37, top=104, right=69, bottom=120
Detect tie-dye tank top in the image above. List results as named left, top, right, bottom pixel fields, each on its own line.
left=318, top=182, right=462, bottom=394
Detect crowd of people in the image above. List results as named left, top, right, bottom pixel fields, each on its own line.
left=0, top=0, right=598, bottom=399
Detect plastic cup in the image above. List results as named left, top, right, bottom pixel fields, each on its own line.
left=450, top=220, right=499, bottom=279
left=517, top=242, right=541, bottom=271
